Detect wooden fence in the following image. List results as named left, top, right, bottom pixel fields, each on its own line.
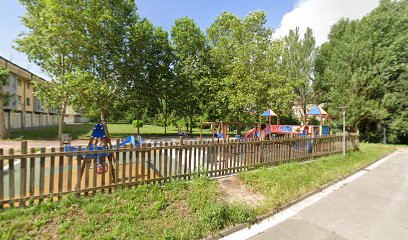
left=0, top=133, right=359, bottom=208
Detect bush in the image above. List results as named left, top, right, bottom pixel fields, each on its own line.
left=176, top=119, right=187, bottom=130
left=152, top=113, right=177, bottom=127
left=132, top=120, right=144, bottom=128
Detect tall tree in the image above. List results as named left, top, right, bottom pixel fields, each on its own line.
left=0, top=67, right=9, bottom=139
left=68, top=0, right=139, bottom=122
left=314, top=0, right=408, bottom=143
left=207, top=11, right=295, bottom=123
left=171, top=17, right=208, bottom=134
left=154, top=28, right=176, bottom=134
left=16, top=0, right=87, bottom=140
left=280, top=27, right=316, bottom=118
left=17, top=0, right=139, bottom=141
left=119, top=19, right=174, bottom=134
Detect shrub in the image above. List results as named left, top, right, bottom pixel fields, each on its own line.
left=132, top=120, right=144, bottom=128
left=176, top=119, right=187, bottom=129
left=152, top=113, right=177, bottom=127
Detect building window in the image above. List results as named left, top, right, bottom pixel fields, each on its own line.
left=11, top=95, right=17, bottom=107
left=17, top=95, right=22, bottom=105
left=17, top=79, right=22, bottom=86
left=26, top=82, right=31, bottom=89
left=26, top=97, right=30, bottom=106
left=10, top=75, right=17, bottom=89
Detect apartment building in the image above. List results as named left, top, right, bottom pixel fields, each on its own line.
left=65, top=105, right=89, bottom=123
left=0, top=56, right=59, bottom=130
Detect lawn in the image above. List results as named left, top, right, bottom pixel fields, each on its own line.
left=0, top=143, right=397, bottom=239
left=8, top=124, right=214, bottom=140
left=239, top=143, right=398, bottom=214
left=0, top=176, right=255, bottom=240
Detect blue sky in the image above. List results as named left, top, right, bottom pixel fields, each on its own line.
left=0, top=0, right=378, bottom=79
left=136, top=0, right=296, bottom=32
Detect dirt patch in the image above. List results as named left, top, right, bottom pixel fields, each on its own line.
left=172, top=199, right=191, bottom=217
left=33, top=217, right=59, bottom=239
left=217, top=176, right=264, bottom=207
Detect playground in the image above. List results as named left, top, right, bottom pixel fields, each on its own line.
left=7, top=124, right=214, bottom=141
left=0, top=106, right=358, bottom=208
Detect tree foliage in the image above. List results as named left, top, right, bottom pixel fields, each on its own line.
left=314, top=0, right=408, bottom=143
left=15, top=1, right=406, bottom=144
left=280, top=27, right=316, bottom=116
left=207, top=11, right=302, bottom=122
left=171, top=17, right=208, bottom=133
left=0, top=67, right=9, bottom=139
left=118, top=19, right=174, bottom=134
left=16, top=0, right=89, bottom=139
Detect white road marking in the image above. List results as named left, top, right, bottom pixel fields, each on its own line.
left=220, top=150, right=399, bottom=240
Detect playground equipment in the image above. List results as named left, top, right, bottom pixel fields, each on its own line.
left=261, top=109, right=279, bottom=139
left=119, top=135, right=143, bottom=148
left=200, top=121, right=257, bottom=141
left=244, top=106, right=331, bottom=140
left=64, top=123, right=144, bottom=184
left=304, top=106, right=331, bottom=136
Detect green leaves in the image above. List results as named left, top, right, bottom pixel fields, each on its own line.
left=171, top=17, right=208, bottom=132
left=206, top=11, right=303, bottom=122
left=314, top=0, right=408, bottom=143
left=0, top=67, right=9, bottom=138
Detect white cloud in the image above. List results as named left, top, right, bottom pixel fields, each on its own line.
left=274, top=0, right=380, bottom=45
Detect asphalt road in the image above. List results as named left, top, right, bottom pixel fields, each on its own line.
left=250, top=148, right=408, bottom=240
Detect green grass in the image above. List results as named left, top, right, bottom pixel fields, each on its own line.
left=0, top=144, right=398, bottom=239
left=8, top=124, right=214, bottom=140
left=239, top=143, right=397, bottom=214
left=0, top=176, right=255, bottom=240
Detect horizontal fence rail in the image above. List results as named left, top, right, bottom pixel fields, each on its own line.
left=0, top=133, right=359, bottom=208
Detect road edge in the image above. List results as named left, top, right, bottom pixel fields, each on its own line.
left=204, top=149, right=398, bottom=240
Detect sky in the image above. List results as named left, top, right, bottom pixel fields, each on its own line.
left=0, top=0, right=379, bottom=80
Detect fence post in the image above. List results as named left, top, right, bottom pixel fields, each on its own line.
left=159, top=142, right=163, bottom=181
left=169, top=142, right=173, bottom=180
left=115, top=139, right=120, bottom=189
left=164, top=142, right=168, bottom=181
left=39, top=148, right=46, bottom=200
left=122, top=145, right=127, bottom=186
left=179, top=137, right=183, bottom=178
left=129, top=143, right=133, bottom=186
left=147, top=143, right=152, bottom=181
left=58, top=146, right=64, bottom=199
left=8, top=148, right=15, bottom=206
left=20, top=141, right=28, bottom=206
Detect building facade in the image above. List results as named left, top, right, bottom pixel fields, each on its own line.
left=1, top=56, right=59, bottom=130
left=64, top=106, right=89, bottom=123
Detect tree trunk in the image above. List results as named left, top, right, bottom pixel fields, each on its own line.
left=58, top=103, right=67, bottom=145
left=237, top=113, right=242, bottom=135
left=100, top=107, right=106, bottom=123
left=0, top=85, right=7, bottom=139
left=189, top=111, right=193, bottom=135
left=137, top=120, right=140, bottom=135
left=164, top=112, right=167, bottom=135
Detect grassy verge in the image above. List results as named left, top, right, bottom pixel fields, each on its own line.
left=0, top=144, right=397, bottom=239
left=8, top=124, right=214, bottom=140
left=0, top=176, right=255, bottom=240
left=239, top=143, right=397, bottom=214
